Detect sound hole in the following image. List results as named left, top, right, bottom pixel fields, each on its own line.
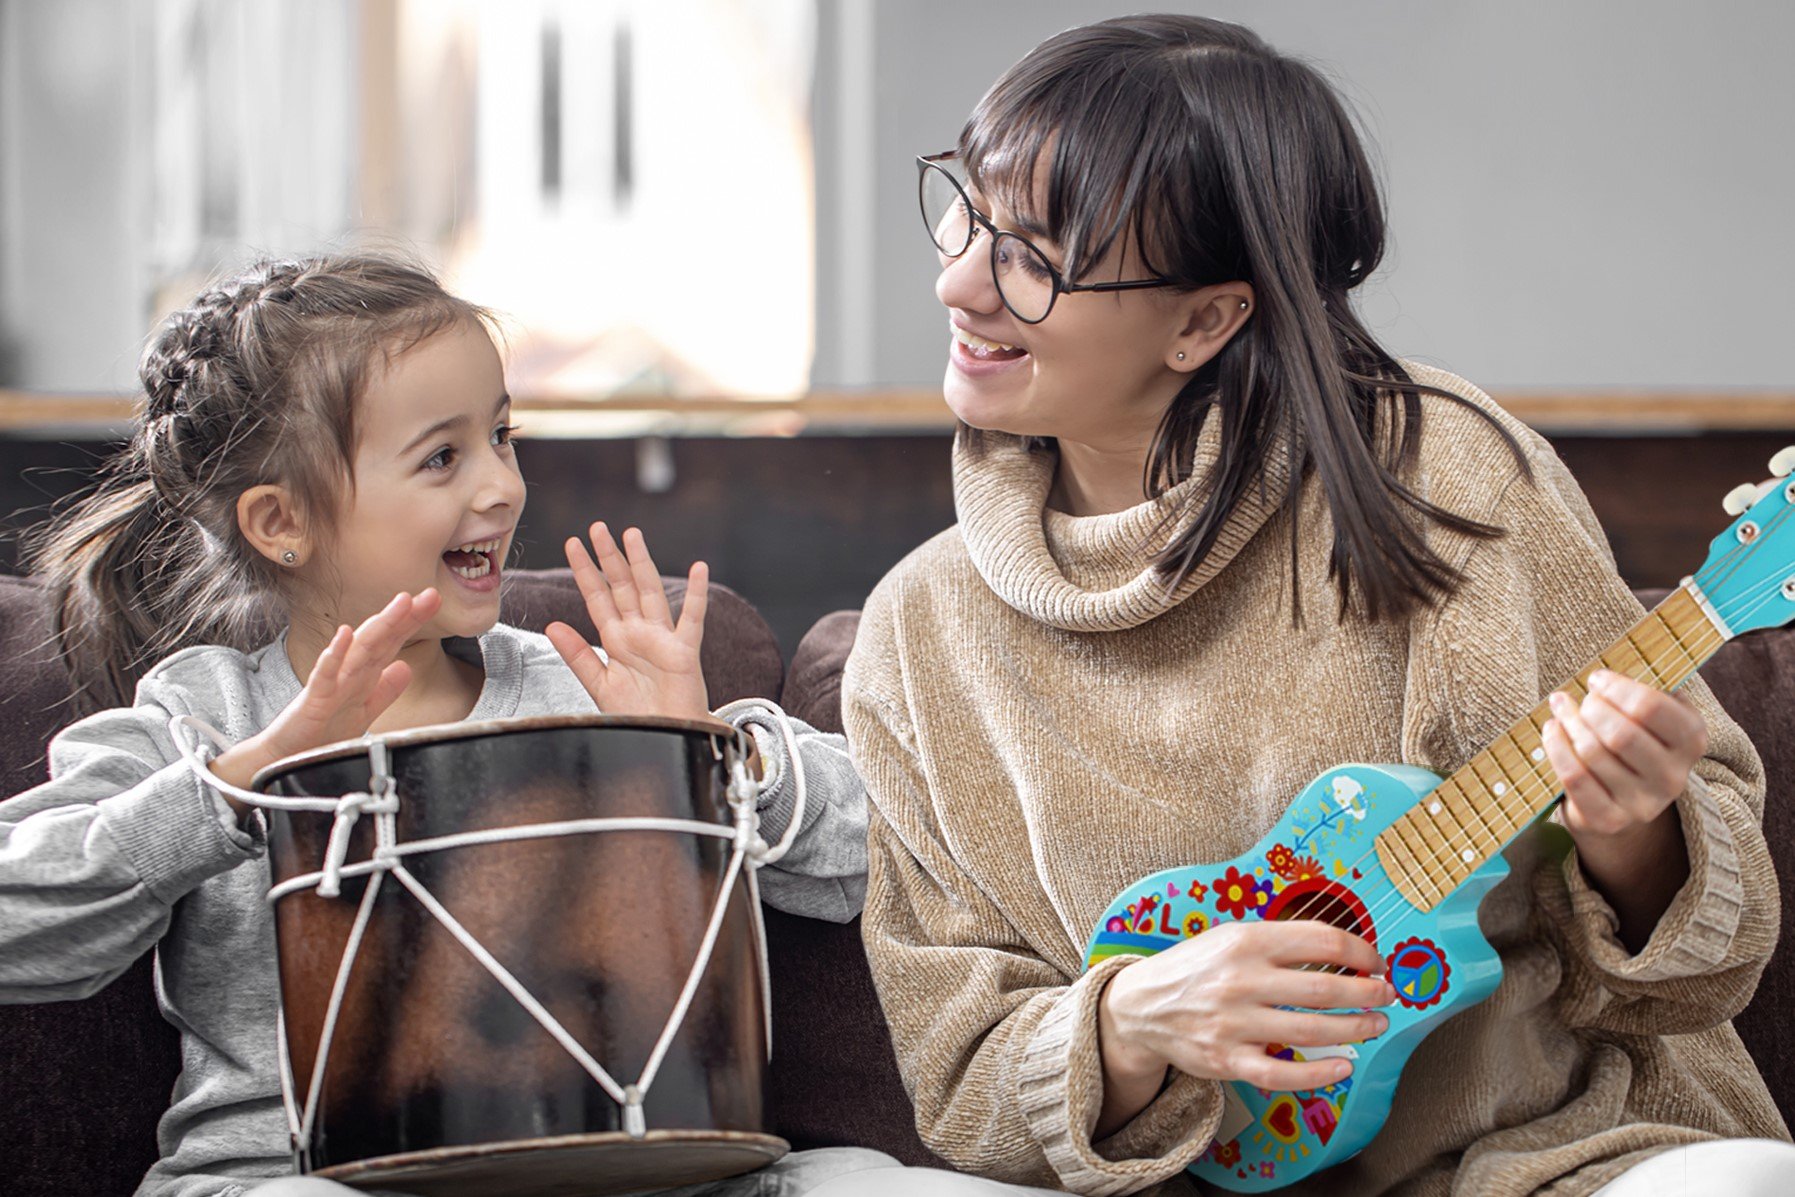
left=1262, top=878, right=1376, bottom=949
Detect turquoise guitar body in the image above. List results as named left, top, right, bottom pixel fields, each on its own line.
left=1083, top=763, right=1509, bottom=1192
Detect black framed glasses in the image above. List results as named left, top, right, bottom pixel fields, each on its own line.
left=918, top=151, right=1176, bottom=324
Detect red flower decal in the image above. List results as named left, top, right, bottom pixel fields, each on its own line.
left=1214, top=866, right=1260, bottom=919
left=1210, top=1139, right=1242, bottom=1167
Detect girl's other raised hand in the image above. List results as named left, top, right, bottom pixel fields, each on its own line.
left=545, top=522, right=711, bottom=721
left=209, top=590, right=442, bottom=798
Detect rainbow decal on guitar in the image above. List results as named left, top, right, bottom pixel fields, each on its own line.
left=1084, top=447, right=1795, bottom=1191
left=1084, top=765, right=1506, bottom=1192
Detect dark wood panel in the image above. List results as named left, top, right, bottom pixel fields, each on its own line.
left=1, top=431, right=1787, bottom=652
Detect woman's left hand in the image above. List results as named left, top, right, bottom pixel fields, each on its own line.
left=545, top=521, right=711, bottom=721
left=1543, top=668, right=1703, bottom=950
left=1543, top=669, right=1707, bottom=838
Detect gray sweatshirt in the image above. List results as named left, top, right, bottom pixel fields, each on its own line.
left=0, top=623, right=867, bottom=1197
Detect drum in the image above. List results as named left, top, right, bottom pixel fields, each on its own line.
left=254, top=714, right=787, bottom=1196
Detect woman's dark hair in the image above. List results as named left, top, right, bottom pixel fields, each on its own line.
left=26, top=253, right=488, bottom=711
left=960, top=14, right=1525, bottom=620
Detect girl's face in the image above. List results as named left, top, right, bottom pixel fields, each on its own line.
left=934, top=180, right=1195, bottom=452
left=304, top=318, right=525, bottom=639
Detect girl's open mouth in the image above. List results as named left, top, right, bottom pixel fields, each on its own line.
left=442, top=537, right=502, bottom=583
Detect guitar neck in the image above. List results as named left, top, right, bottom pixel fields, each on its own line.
left=1375, top=580, right=1733, bottom=913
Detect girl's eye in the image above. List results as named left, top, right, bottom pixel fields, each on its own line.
left=422, top=446, right=455, bottom=472
left=492, top=423, right=520, bottom=448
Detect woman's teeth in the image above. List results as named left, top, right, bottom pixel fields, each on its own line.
left=953, top=326, right=1026, bottom=358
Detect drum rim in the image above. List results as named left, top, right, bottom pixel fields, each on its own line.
left=311, top=1127, right=791, bottom=1187
left=253, top=712, right=739, bottom=789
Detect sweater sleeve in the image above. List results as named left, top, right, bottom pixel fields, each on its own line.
left=1402, top=444, right=1776, bottom=1035
left=0, top=687, right=263, bottom=1003
left=847, top=653, right=1220, bottom=1195
left=716, top=699, right=868, bottom=924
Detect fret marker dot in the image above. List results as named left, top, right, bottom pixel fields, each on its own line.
left=1530, top=748, right=1545, bottom=762
left=1461, top=848, right=1475, bottom=862
left=1493, top=782, right=1507, bottom=796
left=1428, top=800, right=1442, bottom=815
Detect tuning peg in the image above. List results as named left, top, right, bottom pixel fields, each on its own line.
left=1771, top=445, right=1795, bottom=477
left=1723, top=482, right=1761, bottom=515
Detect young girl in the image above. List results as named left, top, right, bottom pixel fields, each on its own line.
left=842, top=15, right=1792, bottom=1197
left=0, top=254, right=882, bottom=1197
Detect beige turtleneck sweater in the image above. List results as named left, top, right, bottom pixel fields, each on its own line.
left=842, top=365, right=1785, bottom=1197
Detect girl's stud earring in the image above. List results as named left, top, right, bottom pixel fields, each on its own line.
left=281, top=550, right=298, bottom=566
left=1176, top=351, right=1186, bottom=361
left=1239, top=300, right=1249, bottom=310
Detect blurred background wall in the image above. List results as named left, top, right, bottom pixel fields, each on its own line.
left=812, top=0, right=1795, bottom=392
left=1, top=0, right=1791, bottom=652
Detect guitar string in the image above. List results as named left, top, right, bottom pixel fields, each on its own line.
left=1336, top=503, right=1795, bottom=941
left=1187, top=560, right=1789, bottom=1138
left=1281, top=584, right=1775, bottom=998
left=1265, top=607, right=1722, bottom=938
left=1352, top=582, right=1784, bottom=953
left=1263, top=501, right=1791, bottom=939
left=1206, top=505, right=1792, bottom=1002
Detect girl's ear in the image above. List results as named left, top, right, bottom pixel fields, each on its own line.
left=1167, top=283, right=1254, bottom=372
left=236, top=484, right=310, bottom=568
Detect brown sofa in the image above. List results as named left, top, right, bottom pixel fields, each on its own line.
left=1, top=574, right=1789, bottom=1195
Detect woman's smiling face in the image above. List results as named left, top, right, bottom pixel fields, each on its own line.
left=299, top=317, right=525, bottom=639
left=933, top=179, right=1196, bottom=453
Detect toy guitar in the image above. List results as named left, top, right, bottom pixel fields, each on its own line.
left=1083, top=447, right=1795, bottom=1192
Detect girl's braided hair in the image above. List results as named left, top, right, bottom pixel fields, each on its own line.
left=28, top=253, right=488, bottom=711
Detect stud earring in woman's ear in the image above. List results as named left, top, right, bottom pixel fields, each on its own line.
left=1176, top=352, right=1186, bottom=361
left=281, top=550, right=298, bottom=566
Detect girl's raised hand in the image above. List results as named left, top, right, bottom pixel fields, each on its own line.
left=544, top=522, right=711, bottom=721
left=210, top=590, right=441, bottom=795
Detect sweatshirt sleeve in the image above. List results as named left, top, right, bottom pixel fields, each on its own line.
left=1402, top=443, right=1776, bottom=1035
left=846, top=635, right=1221, bottom=1195
left=716, top=699, right=867, bottom=924
left=0, top=687, right=262, bottom=1003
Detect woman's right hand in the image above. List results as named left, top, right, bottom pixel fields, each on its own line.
left=208, top=590, right=443, bottom=801
left=1095, top=919, right=1395, bottom=1134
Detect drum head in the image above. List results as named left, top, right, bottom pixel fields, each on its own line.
left=316, top=1129, right=789, bottom=1196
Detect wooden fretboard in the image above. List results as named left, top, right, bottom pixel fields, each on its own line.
left=1375, top=583, right=1730, bottom=912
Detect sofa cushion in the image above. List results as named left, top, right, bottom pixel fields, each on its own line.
left=762, top=609, right=946, bottom=1167
left=1634, top=590, right=1795, bottom=1127
left=0, top=570, right=783, bottom=1197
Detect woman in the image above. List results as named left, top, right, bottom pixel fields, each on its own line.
left=843, top=15, right=1790, bottom=1197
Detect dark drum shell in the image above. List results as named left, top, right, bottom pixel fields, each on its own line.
left=256, top=715, right=785, bottom=1195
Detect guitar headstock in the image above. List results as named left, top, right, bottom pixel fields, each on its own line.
left=1694, top=445, right=1795, bottom=635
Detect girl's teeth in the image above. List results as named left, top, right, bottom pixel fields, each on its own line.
left=449, top=556, right=493, bottom=580
left=451, top=537, right=501, bottom=554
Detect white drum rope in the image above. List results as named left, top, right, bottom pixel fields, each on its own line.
left=169, top=705, right=809, bottom=1149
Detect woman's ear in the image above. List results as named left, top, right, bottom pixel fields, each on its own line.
left=1167, top=283, right=1254, bottom=372
left=236, top=484, right=309, bottom=568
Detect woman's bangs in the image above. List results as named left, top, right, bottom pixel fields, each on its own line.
left=961, top=78, right=1165, bottom=283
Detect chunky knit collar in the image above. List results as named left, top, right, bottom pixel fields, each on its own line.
left=953, top=416, right=1293, bottom=632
